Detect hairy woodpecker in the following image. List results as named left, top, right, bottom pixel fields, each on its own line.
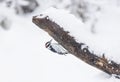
left=45, top=39, right=68, bottom=55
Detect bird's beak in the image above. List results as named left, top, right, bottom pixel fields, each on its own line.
left=49, top=39, right=52, bottom=43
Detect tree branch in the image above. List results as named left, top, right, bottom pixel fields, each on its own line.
left=32, top=15, right=120, bottom=78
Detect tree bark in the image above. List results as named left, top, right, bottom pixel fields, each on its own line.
left=32, top=15, right=120, bottom=78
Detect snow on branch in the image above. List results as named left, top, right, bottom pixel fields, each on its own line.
left=32, top=8, right=120, bottom=78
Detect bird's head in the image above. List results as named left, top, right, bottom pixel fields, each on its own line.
left=45, top=39, right=52, bottom=48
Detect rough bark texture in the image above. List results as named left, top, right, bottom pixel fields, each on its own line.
left=32, top=15, right=120, bottom=78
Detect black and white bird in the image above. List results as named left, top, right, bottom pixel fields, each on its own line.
left=45, top=39, right=68, bottom=55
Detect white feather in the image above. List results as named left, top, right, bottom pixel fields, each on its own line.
left=50, top=43, right=68, bottom=54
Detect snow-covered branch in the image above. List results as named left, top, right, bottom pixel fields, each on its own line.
left=32, top=8, right=120, bottom=78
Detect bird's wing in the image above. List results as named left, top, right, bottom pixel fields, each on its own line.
left=51, top=43, right=68, bottom=54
